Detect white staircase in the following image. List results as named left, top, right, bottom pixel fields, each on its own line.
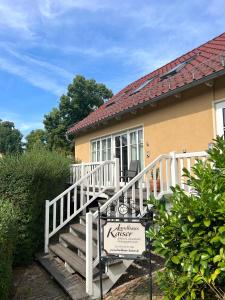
left=38, top=151, right=207, bottom=300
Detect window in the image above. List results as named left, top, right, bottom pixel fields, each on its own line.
left=105, top=101, right=115, bottom=107
left=130, top=129, right=144, bottom=169
left=91, top=128, right=144, bottom=171
left=160, top=56, right=195, bottom=80
left=91, top=136, right=112, bottom=162
left=130, top=77, right=156, bottom=95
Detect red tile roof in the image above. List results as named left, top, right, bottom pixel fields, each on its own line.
left=68, top=32, right=225, bottom=136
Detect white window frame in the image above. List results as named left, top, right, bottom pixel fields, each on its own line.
left=90, top=127, right=144, bottom=169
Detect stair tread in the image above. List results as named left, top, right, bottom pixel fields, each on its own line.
left=50, top=244, right=86, bottom=278
left=36, top=253, right=88, bottom=300
left=70, top=223, right=98, bottom=241
left=60, top=233, right=97, bottom=258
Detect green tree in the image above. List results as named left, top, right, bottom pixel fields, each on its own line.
left=0, top=120, right=23, bottom=154
left=26, top=129, right=47, bottom=150
left=44, top=75, right=113, bottom=153
left=148, top=136, right=225, bottom=299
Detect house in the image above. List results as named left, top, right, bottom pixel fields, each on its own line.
left=40, top=32, right=225, bottom=300
left=67, top=32, right=225, bottom=174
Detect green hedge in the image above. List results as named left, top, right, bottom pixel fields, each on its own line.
left=0, top=148, right=70, bottom=265
left=0, top=201, right=16, bottom=300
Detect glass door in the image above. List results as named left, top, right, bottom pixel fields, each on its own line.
left=115, top=133, right=128, bottom=182
left=113, top=128, right=143, bottom=183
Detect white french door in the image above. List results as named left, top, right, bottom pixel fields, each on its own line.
left=113, top=128, right=143, bottom=183
left=91, top=127, right=144, bottom=183
left=215, top=101, right=225, bottom=138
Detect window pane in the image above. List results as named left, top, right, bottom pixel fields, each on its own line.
left=107, top=148, right=111, bottom=160
left=92, top=141, right=96, bottom=152
left=130, top=145, right=137, bottom=160
left=97, top=141, right=100, bottom=151
left=102, top=150, right=107, bottom=160
left=130, top=132, right=136, bottom=145
left=107, top=138, right=111, bottom=148
left=139, top=143, right=144, bottom=169
left=122, top=134, right=127, bottom=146
left=97, top=150, right=100, bottom=161
left=102, top=139, right=106, bottom=151
left=138, top=130, right=143, bottom=143
left=115, top=136, right=120, bottom=148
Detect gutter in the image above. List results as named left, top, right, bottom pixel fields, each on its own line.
left=68, top=67, right=225, bottom=136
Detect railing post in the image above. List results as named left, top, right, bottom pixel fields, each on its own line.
left=44, top=200, right=50, bottom=253
left=86, top=212, right=93, bottom=296
left=114, top=158, right=120, bottom=192
left=170, top=151, right=178, bottom=187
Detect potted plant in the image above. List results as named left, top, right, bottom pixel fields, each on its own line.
left=150, top=168, right=160, bottom=192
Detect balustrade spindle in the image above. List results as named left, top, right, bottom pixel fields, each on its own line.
left=60, top=197, right=64, bottom=225
left=53, top=202, right=56, bottom=231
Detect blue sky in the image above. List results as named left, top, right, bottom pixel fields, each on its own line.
left=0, top=0, right=224, bottom=138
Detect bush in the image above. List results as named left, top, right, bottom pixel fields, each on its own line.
left=0, top=201, right=16, bottom=300
left=0, top=147, right=70, bottom=265
left=148, top=136, right=225, bottom=300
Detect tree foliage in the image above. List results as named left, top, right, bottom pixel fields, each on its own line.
left=0, top=120, right=23, bottom=154
left=44, top=75, right=113, bottom=152
left=26, top=129, right=47, bottom=150
left=148, top=136, right=225, bottom=300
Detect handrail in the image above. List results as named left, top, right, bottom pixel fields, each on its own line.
left=70, top=162, right=101, bottom=184
left=175, top=151, right=208, bottom=158
left=45, top=159, right=116, bottom=253
left=51, top=161, right=114, bottom=205
left=93, top=154, right=171, bottom=218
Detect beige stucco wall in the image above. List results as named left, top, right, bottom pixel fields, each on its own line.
left=74, top=76, right=225, bottom=166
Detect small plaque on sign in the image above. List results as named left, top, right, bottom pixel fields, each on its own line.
left=103, top=222, right=146, bottom=256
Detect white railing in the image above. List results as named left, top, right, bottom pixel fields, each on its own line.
left=175, top=151, right=208, bottom=192
left=45, top=159, right=119, bottom=253
left=85, top=150, right=208, bottom=296
left=70, top=162, right=101, bottom=184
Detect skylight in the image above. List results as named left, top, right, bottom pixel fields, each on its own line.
left=130, top=76, right=156, bottom=95
left=160, top=56, right=195, bottom=80
left=105, top=101, right=115, bottom=107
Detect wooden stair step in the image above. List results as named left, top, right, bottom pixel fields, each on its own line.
left=36, top=253, right=88, bottom=300
left=89, top=207, right=98, bottom=213
left=70, top=223, right=97, bottom=241
left=50, top=244, right=86, bottom=278
left=60, top=233, right=97, bottom=258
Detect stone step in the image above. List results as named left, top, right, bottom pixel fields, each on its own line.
left=36, top=253, right=88, bottom=300
left=60, top=232, right=97, bottom=258
left=50, top=244, right=86, bottom=278
left=70, top=223, right=98, bottom=241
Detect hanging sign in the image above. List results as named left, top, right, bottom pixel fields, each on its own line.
left=103, top=221, right=146, bottom=256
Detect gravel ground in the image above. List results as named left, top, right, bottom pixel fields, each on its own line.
left=11, top=263, right=70, bottom=300
left=11, top=253, right=164, bottom=300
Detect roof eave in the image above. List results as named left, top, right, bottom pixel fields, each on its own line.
left=68, top=68, right=225, bottom=136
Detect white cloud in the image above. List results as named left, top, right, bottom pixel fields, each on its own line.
left=0, top=56, right=66, bottom=95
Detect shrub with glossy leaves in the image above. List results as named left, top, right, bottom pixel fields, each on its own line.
left=148, top=136, right=225, bottom=300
